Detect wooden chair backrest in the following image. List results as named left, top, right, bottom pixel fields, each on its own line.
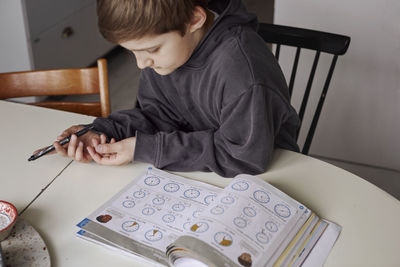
left=0, top=59, right=110, bottom=117
left=257, top=23, right=350, bottom=154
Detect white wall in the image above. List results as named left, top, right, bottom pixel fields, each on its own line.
left=274, top=0, right=400, bottom=170
left=0, top=0, right=32, bottom=72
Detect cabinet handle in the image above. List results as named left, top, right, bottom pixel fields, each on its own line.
left=61, top=27, right=74, bottom=39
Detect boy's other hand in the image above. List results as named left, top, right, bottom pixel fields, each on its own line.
left=87, top=137, right=136, bottom=166
left=52, top=125, right=103, bottom=163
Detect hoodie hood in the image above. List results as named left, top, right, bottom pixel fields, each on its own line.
left=183, top=0, right=258, bottom=68
left=208, top=0, right=258, bottom=31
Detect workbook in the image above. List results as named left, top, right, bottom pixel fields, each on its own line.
left=76, top=167, right=341, bottom=267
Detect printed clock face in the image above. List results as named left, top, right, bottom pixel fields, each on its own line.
left=122, top=200, right=135, bottom=208
left=204, top=194, right=216, bottom=205
left=210, top=206, right=224, bottom=215
left=152, top=197, right=165, bottom=205
left=183, top=188, right=200, bottom=199
left=122, top=221, right=139, bottom=232
left=133, top=190, right=146, bottom=198
left=265, top=221, right=278, bottom=232
left=233, top=217, right=247, bottom=228
left=172, top=203, right=185, bottom=212
left=231, top=181, right=249, bottom=191
left=214, top=232, right=233, bottom=246
left=142, top=207, right=155, bottom=215
left=145, top=229, right=163, bottom=241
left=256, top=232, right=269, bottom=244
left=243, top=207, right=257, bottom=217
left=164, top=183, right=180, bottom=192
left=253, top=190, right=270, bottom=204
left=192, top=209, right=203, bottom=218
left=190, top=222, right=209, bottom=233
left=144, top=176, right=160, bottom=186
left=274, top=204, right=291, bottom=218
left=221, top=196, right=235, bottom=204
left=162, top=214, right=175, bottom=223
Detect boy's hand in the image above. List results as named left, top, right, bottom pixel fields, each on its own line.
left=87, top=137, right=136, bottom=166
left=52, top=125, right=103, bottom=163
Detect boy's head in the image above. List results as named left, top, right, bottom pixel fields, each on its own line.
left=97, top=0, right=214, bottom=75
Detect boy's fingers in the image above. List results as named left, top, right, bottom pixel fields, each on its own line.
left=100, top=134, right=107, bottom=144
left=87, top=146, right=118, bottom=166
left=75, top=142, right=84, bottom=161
left=67, top=134, right=77, bottom=157
left=110, top=138, right=116, bottom=144
left=92, top=137, right=99, bottom=147
left=53, top=141, right=67, bottom=156
left=95, top=143, right=118, bottom=154
left=87, top=146, right=107, bottom=164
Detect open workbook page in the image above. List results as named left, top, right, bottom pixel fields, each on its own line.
left=77, top=167, right=339, bottom=267
left=77, top=167, right=221, bottom=266
left=167, top=174, right=318, bottom=267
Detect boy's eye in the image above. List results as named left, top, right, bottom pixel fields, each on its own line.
left=147, top=47, right=159, bottom=54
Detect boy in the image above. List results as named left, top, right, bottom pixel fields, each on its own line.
left=49, top=0, right=300, bottom=177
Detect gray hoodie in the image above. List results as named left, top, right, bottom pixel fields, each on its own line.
left=93, top=0, right=300, bottom=177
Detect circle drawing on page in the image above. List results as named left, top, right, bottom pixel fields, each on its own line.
left=144, top=176, right=160, bottom=186
left=164, top=183, right=180, bottom=192
left=183, top=188, right=201, bottom=199
left=142, top=207, right=155, bottom=216
left=133, top=190, right=146, bottom=198
left=233, top=217, right=247, bottom=228
left=243, top=207, right=257, bottom=217
left=274, top=204, right=291, bottom=218
left=214, top=232, right=233, bottom=247
left=221, top=196, right=235, bottom=204
left=253, top=190, right=270, bottom=204
left=145, top=229, right=163, bottom=242
left=210, top=206, right=224, bottom=215
left=172, top=203, right=185, bottom=212
left=162, top=214, right=176, bottom=223
left=122, top=200, right=135, bottom=208
left=265, top=221, right=278, bottom=232
left=122, top=221, right=140, bottom=232
left=231, top=181, right=249, bottom=191
left=204, top=194, right=217, bottom=205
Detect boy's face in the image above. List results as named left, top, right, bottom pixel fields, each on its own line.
left=120, top=30, right=201, bottom=75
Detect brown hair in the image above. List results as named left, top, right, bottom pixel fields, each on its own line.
left=96, top=0, right=210, bottom=43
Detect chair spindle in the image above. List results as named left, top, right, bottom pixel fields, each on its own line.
left=289, top=47, right=301, bottom=97
left=275, top=44, right=281, bottom=60
left=302, top=55, right=338, bottom=154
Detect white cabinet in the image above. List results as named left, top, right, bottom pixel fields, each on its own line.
left=0, top=0, right=114, bottom=72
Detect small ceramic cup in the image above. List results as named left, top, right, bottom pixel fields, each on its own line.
left=0, top=200, right=17, bottom=241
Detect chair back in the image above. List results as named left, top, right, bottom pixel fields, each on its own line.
left=0, top=59, right=110, bottom=117
left=257, top=23, right=350, bottom=154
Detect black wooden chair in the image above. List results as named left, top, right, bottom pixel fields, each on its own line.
left=257, top=23, right=350, bottom=155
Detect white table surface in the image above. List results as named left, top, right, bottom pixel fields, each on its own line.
left=23, top=152, right=400, bottom=266
left=0, top=101, right=93, bottom=213
left=3, top=100, right=400, bottom=267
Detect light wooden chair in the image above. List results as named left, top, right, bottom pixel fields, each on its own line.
left=0, top=59, right=110, bottom=117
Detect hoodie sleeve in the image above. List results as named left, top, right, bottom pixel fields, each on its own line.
left=134, top=84, right=291, bottom=177
left=92, top=74, right=185, bottom=140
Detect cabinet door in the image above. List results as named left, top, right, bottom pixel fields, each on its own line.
left=30, top=2, right=114, bottom=69
left=24, top=0, right=93, bottom=39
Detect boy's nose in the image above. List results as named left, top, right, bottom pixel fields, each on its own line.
left=136, top=56, right=153, bottom=69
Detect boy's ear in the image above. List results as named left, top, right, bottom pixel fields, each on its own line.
left=188, top=6, right=207, bottom=33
